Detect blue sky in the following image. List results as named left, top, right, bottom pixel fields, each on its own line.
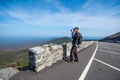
left=0, top=0, right=120, bottom=37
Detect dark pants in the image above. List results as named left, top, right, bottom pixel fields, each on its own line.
left=70, top=45, right=78, bottom=61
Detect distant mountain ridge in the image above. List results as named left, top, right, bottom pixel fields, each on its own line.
left=100, top=32, right=120, bottom=43
left=47, top=36, right=101, bottom=44
left=48, top=37, right=71, bottom=44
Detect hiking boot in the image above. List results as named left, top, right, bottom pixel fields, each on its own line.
left=74, top=60, right=78, bottom=62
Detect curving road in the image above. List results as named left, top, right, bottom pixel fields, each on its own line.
left=85, top=42, right=120, bottom=80
left=9, top=42, right=120, bottom=80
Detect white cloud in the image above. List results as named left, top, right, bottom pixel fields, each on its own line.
left=4, top=9, right=120, bottom=30
left=1, top=0, right=120, bottom=37
left=83, top=0, right=95, bottom=8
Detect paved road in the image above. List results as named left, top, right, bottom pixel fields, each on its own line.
left=9, top=42, right=120, bottom=80
left=85, top=42, right=120, bottom=80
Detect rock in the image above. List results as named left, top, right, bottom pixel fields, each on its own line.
left=35, top=65, right=45, bottom=72
left=42, top=44, right=49, bottom=47
left=35, top=61, right=44, bottom=67
left=44, top=58, right=53, bottom=67
left=50, top=44, right=59, bottom=50
left=57, top=45, right=62, bottom=49
left=0, top=67, right=18, bottom=80
left=34, top=54, right=43, bottom=61
left=29, top=47, right=45, bottom=55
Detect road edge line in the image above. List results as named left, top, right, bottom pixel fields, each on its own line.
left=79, top=42, right=98, bottom=80
left=94, top=58, right=120, bottom=72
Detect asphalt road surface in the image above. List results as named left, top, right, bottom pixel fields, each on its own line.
left=9, top=42, right=120, bottom=80
left=85, top=42, right=120, bottom=80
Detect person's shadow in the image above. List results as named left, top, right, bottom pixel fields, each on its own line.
left=62, top=57, right=70, bottom=62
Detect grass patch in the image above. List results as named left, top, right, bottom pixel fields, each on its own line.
left=0, top=49, right=28, bottom=69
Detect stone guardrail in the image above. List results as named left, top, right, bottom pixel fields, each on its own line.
left=28, top=41, right=94, bottom=72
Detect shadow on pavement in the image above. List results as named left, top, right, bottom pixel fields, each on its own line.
left=62, top=57, right=70, bottom=62
left=18, top=66, right=29, bottom=71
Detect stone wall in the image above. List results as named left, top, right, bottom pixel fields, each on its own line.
left=28, top=41, right=94, bottom=72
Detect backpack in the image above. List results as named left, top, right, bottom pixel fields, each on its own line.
left=78, top=33, right=82, bottom=44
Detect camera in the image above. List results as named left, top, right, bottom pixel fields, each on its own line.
left=70, top=29, right=73, bottom=32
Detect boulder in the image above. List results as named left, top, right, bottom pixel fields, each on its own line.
left=0, top=67, right=18, bottom=80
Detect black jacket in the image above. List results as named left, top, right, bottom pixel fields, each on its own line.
left=72, top=32, right=82, bottom=47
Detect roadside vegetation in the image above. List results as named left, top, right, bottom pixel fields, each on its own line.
left=0, top=49, right=28, bottom=69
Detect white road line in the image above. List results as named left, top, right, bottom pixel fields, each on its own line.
left=94, top=58, right=120, bottom=72
left=79, top=42, right=98, bottom=80
left=98, top=49, right=120, bottom=55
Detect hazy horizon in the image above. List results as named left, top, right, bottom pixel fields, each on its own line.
left=0, top=36, right=101, bottom=50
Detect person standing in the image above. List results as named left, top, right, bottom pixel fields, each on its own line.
left=70, top=27, right=82, bottom=62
